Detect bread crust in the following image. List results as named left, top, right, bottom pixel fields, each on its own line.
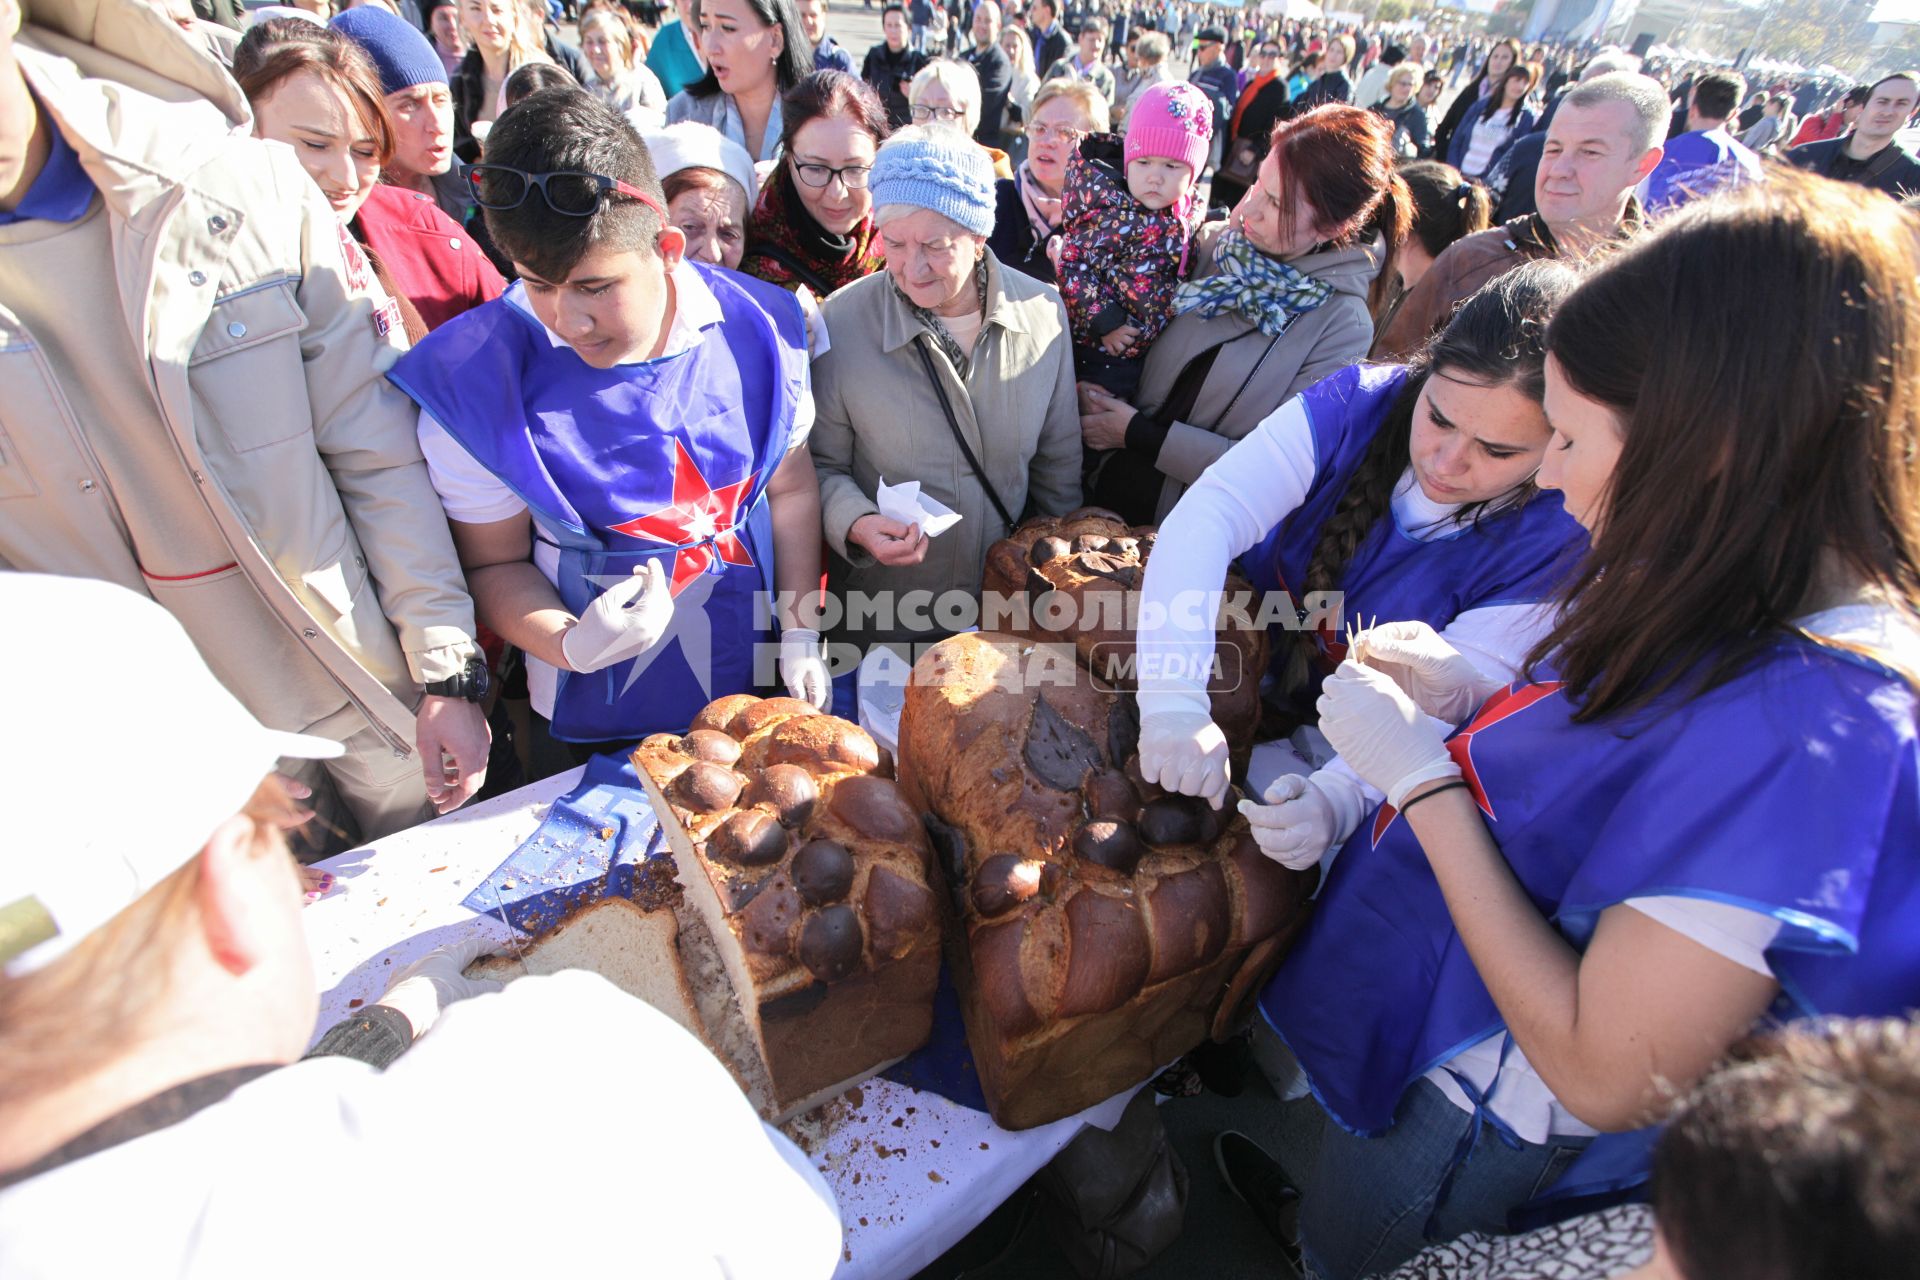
left=634, top=697, right=942, bottom=1116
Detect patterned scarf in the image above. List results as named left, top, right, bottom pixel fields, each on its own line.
left=1171, top=229, right=1334, bottom=338
left=896, top=254, right=989, bottom=376
left=741, top=163, right=885, bottom=297
left=1016, top=161, right=1063, bottom=249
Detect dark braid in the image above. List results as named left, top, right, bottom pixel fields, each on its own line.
left=1284, top=260, right=1583, bottom=687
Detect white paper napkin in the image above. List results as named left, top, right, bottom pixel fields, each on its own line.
left=875, top=476, right=964, bottom=538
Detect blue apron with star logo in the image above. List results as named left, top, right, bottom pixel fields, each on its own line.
left=1237, top=363, right=1586, bottom=706
left=391, top=265, right=809, bottom=741
left=1260, top=642, right=1920, bottom=1212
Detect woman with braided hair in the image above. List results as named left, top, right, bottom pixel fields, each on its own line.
left=1132, top=261, right=1586, bottom=871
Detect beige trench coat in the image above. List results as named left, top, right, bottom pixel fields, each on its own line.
left=0, top=0, right=477, bottom=763
left=810, top=254, right=1082, bottom=649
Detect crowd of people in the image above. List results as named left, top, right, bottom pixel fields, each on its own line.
left=1, top=0, right=1918, bottom=1275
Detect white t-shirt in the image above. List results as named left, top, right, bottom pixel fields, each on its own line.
left=417, top=264, right=815, bottom=718
left=0, top=972, right=843, bottom=1279
left=1426, top=898, right=1781, bottom=1142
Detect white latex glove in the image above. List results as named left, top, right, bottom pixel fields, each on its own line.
left=780, top=628, right=831, bottom=710
left=376, top=934, right=502, bottom=1038
left=1315, top=660, right=1461, bottom=809
left=561, top=560, right=674, bottom=674
left=1139, top=709, right=1232, bottom=809
left=1356, top=620, right=1505, bottom=724
left=1237, top=773, right=1339, bottom=870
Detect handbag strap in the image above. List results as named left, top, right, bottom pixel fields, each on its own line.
left=914, top=336, right=1017, bottom=529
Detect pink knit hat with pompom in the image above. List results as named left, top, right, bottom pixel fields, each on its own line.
left=1124, top=81, right=1213, bottom=178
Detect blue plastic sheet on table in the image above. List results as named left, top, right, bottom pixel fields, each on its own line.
left=460, top=751, right=665, bottom=933
left=882, top=962, right=990, bottom=1113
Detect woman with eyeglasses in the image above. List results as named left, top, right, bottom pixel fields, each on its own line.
left=741, top=71, right=890, bottom=297
left=1210, top=38, right=1290, bottom=211
left=907, top=58, right=1015, bottom=179
left=987, top=76, right=1105, bottom=284
left=1373, top=61, right=1431, bottom=158
left=665, top=0, right=813, bottom=162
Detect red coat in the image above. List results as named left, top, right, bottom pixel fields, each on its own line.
left=353, top=184, right=504, bottom=332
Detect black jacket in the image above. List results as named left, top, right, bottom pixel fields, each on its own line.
left=863, top=42, right=929, bottom=128
left=1786, top=135, right=1920, bottom=199
left=964, top=43, right=1013, bottom=145
left=988, top=175, right=1056, bottom=284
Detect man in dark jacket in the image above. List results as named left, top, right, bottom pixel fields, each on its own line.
left=1786, top=71, right=1920, bottom=200
left=863, top=3, right=929, bottom=127
left=1187, top=24, right=1236, bottom=176
left=964, top=0, right=1013, bottom=147
left=1028, top=0, right=1069, bottom=76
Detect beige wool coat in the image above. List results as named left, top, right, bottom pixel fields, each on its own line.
left=0, top=0, right=477, bottom=765
left=810, top=254, right=1082, bottom=648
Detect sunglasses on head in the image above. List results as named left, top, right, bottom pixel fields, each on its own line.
left=468, top=165, right=667, bottom=219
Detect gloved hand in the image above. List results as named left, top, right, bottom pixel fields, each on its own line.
left=1356, top=620, right=1505, bottom=724
left=561, top=560, right=673, bottom=674
left=780, top=628, right=831, bottom=710
left=376, top=934, right=502, bottom=1038
left=1237, top=773, right=1339, bottom=870
left=1138, top=708, right=1232, bottom=810
left=1315, top=660, right=1461, bottom=809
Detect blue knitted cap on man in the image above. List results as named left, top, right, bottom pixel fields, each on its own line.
left=331, top=5, right=447, bottom=94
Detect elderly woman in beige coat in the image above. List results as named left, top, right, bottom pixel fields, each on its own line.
left=809, top=124, right=1080, bottom=692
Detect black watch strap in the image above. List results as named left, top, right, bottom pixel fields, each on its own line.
left=424, top=656, right=490, bottom=703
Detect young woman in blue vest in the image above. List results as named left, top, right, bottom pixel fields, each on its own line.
left=1231, top=172, right=1920, bottom=1277
left=1134, top=262, right=1587, bottom=875
left=392, top=88, right=831, bottom=772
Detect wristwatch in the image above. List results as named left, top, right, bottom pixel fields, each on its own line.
left=423, top=656, right=491, bottom=704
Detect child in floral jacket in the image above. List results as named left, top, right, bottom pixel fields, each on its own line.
left=1055, top=80, right=1212, bottom=401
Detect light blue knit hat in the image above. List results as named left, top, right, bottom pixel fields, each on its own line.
left=867, top=126, right=998, bottom=237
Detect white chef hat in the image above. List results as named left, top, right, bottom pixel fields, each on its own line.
left=640, top=122, right=759, bottom=205
left=0, top=574, right=342, bottom=976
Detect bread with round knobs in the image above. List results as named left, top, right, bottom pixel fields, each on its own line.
left=633, top=695, right=940, bottom=1120
left=898, top=631, right=1314, bottom=1130
left=980, top=507, right=1268, bottom=762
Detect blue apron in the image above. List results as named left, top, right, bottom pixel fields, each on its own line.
left=1240, top=364, right=1585, bottom=700
left=391, top=265, right=809, bottom=740
left=1261, top=637, right=1920, bottom=1206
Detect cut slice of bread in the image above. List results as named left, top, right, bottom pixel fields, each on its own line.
left=461, top=886, right=782, bottom=1117
left=463, top=896, right=707, bottom=1043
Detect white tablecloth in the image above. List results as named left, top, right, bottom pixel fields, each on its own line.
left=303, top=769, right=1136, bottom=1280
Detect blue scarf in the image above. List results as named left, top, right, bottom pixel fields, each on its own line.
left=1172, top=229, right=1334, bottom=337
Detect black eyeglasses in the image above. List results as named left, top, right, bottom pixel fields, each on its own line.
left=468, top=165, right=666, bottom=218
left=791, top=159, right=874, bottom=189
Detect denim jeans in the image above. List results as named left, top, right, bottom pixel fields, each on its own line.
left=1298, top=1080, right=1590, bottom=1280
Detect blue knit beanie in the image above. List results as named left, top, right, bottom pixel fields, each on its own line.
left=331, top=6, right=447, bottom=95
left=868, top=126, right=997, bottom=237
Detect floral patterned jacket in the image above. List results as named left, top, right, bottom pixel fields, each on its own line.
left=1054, top=134, right=1196, bottom=356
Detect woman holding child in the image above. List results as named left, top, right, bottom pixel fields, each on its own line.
left=1077, top=104, right=1408, bottom=525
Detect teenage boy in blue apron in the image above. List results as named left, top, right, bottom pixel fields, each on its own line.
left=392, top=88, right=830, bottom=768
